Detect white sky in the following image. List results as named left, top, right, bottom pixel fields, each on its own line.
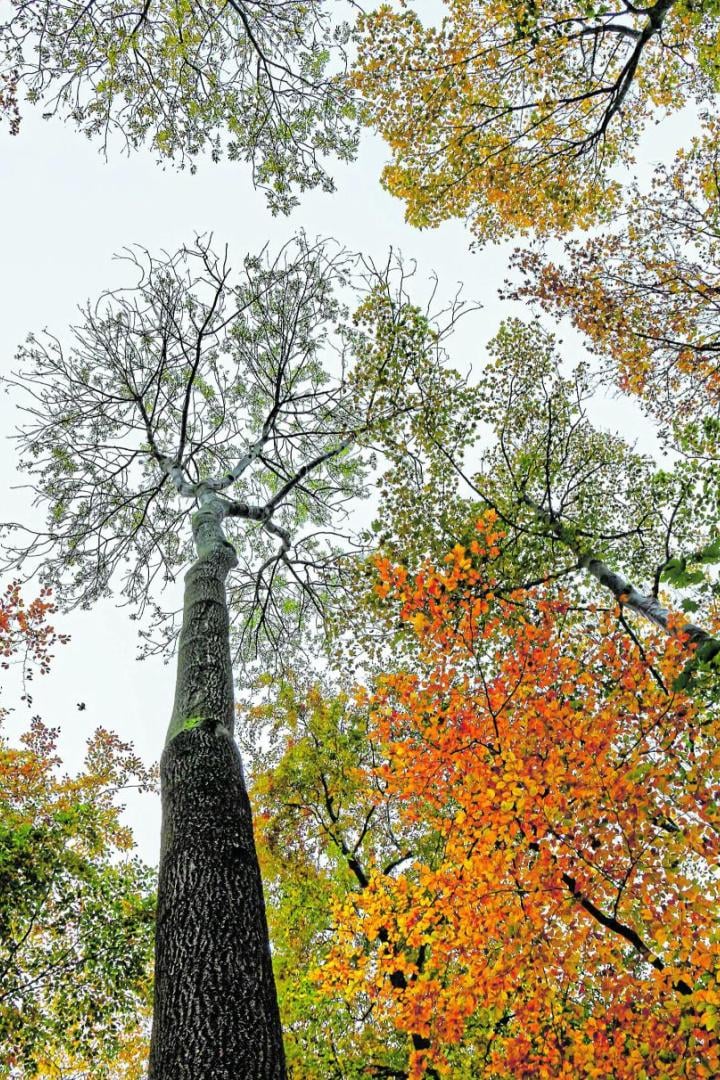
left=0, top=5, right=691, bottom=864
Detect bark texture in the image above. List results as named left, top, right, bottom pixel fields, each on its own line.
left=149, top=498, right=286, bottom=1079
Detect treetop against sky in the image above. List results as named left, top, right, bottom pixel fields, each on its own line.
left=1, top=232, right=471, bottom=673
left=0, top=0, right=359, bottom=213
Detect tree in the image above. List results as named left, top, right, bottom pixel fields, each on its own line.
left=0, top=0, right=358, bottom=211
left=313, top=529, right=720, bottom=1078
left=1, top=234, right=463, bottom=1077
left=352, top=0, right=720, bottom=239
left=242, top=677, right=421, bottom=1078
left=511, top=116, right=720, bottom=431
left=244, top=517, right=720, bottom=1076
left=351, top=313, right=720, bottom=682
left=0, top=585, right=155, bottom=1078
left=0, top=581, right=68, bottom=698
left=1, top=719, right=156, bottom=1079
left=0, top=68, right=19, bottom=135
left=249, top=298, right=720, bottom=1074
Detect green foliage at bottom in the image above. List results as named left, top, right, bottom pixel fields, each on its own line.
left=0, top=720, right=155, bottom=1078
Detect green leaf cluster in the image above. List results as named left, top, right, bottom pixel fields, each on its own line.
left=0, top=721, right=155, bottom=1076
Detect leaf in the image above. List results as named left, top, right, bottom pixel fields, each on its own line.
left=352, top=0, right=715, bottom=239
left=253, top=529, right=720, bottom=1076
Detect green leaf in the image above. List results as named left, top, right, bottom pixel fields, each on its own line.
left=698, top=539, right=720, bottom=563
left=695, top=639, right=720, bottom=663
left=661, top=556, right=686, bottom=580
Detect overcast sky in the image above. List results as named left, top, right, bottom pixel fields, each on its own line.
left=0, top=5, right=690, bottom=864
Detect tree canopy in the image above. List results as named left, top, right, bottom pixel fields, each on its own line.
left=353, top=0, right=720, bottom=238
left=327, top=535, right=720, bottom=1077
left=512, top=117, right=720, bottom=432
left=244, top=512, right=720, bottom=1076
left=239, top=297, right=720, bottom=1074
left=4, top=0, right=720, bottom=1074
left=0, top=585, right=154, bottom=1079
left=0, top=0, right=358, bottom=211
left=1, top=720, right=156, bottom=1079
left=3, top=236, right=465, bottom=668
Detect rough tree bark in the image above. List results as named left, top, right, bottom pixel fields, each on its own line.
left=149, top=494, right=286, bottom=1079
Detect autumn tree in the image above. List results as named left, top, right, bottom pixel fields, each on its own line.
left=0, top=0, right=358, bottom=211
left=353, top=0, right=720, bottom=239
left=236, top=267, right=720, bottom=1071
left=314, top=529, right=720, bottom=1078
left=1, top=234, right=463, bottom=1078
left=0, top=581, right=67, bottom=694
left=0, top=583, right=155, bottom=1079
left=235, top=282, right=720, bottom=1074
left=1, top=720, right=156, bottom=1080
left=361, top=312, right=720, bottom=683
left=241, top=677, right=420, bottom=1077
left=256, top=310, right=720, bottom=1075
left=349, top=1, right=720, bottom=663
left=511, top=116, right=720, bottom=438
left=245, top=512, right=720, bottom=1076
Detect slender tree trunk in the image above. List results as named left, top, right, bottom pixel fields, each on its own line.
left=149, top=498, right=286, bottom=1079
left=523, top=496, right=711, bottom=648
left=576, top=552, right=707, bottom=643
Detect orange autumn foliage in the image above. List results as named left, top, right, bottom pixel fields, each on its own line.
left=0, top=581, right=68, bottom=685
left=320, top=516, right=720, bottom=1078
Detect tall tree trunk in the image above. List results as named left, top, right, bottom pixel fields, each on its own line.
left=149, top=498, right=286, bottom=1079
